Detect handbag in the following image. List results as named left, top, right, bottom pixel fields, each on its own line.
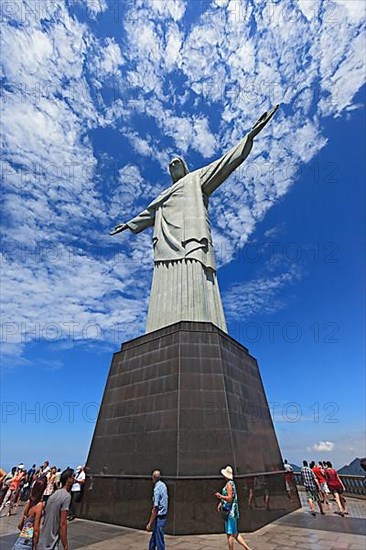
left=219, top=482, right=236, bottom=520
left=220, top=504, right=231, bottom=520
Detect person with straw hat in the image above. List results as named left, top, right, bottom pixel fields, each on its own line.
left=215, top=466, right=253, bottom=550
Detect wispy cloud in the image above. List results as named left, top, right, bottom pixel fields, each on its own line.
left=224, top=266, right=302, bottom=321
left=264, top=223, right=286, bottom=240
left=1, top=0, right=364, bottom=364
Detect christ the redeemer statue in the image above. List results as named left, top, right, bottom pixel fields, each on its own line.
left=111, top=105, right=279, bottom=334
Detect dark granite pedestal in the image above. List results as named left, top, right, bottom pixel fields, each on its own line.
left=80, top=322, right=300, bottom=534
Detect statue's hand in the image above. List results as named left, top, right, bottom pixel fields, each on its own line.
left=250, top=104, right=279, bottom=139
left=109, top=223, right=128, bottom=236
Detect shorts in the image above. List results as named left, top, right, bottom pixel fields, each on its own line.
left=285, top=481, right=291, bottom=492
left=12, top=536, right=33, bottom=549
left=319, top=482, right=330, bottom=493
left=306, top=488, right=319, bottom=501
left=329, top=486, right=343, bottom=495
left=225, top=517, right=238, bottom=535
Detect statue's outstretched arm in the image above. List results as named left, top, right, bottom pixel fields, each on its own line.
left=110, top=207, right=155, bottom=236
left=201, top=104, right=279, bottom=196
left=110, top=223, right=128, bottom=236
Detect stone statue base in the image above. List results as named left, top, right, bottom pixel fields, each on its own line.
left=80, top=322, right=300, bottom=534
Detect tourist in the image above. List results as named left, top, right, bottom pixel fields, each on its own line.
left=12, top=478, right=46, bottom=550
left=0, top=466, right=26, bottom=517
left=0, top=468, right=6, bottom=502
left=12, top=466, right=28, bottom=513
left=27, top=465, right=37, bottom=487
left=0, top=468, right=6, bottom=485
left=325, top=461, right=347, bottom=516
left=41, top=462, right=51, bottom=478
left=54, top=469, right=62, bottom=490
left=34, top=468, right=42, bottom=481
left=43, top=467, right=57, bottom=505
left=146, top=469, right=168, bottom=550
left=38, top=468, right=74, bottom=550
left=310, top=461, right=331, bottom=507
left=300, top=460, right=324, bottom=516
left=68, top=466, right=85, bottom=521
left=0, top=467, right=16, bottom=506
left=284, top=459, right=294, bottom=502
left=215, top=465, right=252, bottom=550
left=22, top=464, right=37, bottom=502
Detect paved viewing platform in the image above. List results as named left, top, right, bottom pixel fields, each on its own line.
left=0, top=492, right=365, bottom=549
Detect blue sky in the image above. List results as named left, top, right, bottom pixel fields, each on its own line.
left=1, top=0, right=365, bottom=472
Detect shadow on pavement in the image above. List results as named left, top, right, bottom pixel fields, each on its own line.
left=0, top=519, right=131, bottom=550
left=279, top=512, right=366, bottom=536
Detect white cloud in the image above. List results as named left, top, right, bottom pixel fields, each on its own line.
left=125, top=96, right=219, bottom=159
left=1, top=28, right=54, bottom=85
left=123, top=131, right=155, bottom=157
left=224, top=266, right=302, bottom=322
left=109, top=163, right=163, bottom=221
left=77, top=0, right=108, bottom=17
left=164, top=24, right=183, bottom=70
left=292, top=121, right=328, bottom=164
left=311, top=441, right=335, bottom=453
left=264, top=223, right=286, bottom=240
left=191, top=117, right=218, bottom=157
left=1, top=246, right=148, bottom=347
left=92, top=38, right=124, bottom=79
left=0, top=0, right=154, bottom=366
left=145, top=0, right=186, bottom=21
left=335, top=0, right=365, bottom=23
left=1, top=0, right=365, bottom=364
left=320, top=31, right=366, bottom=116
left=297, top=0, right=316, bottom=21
left=213, top=0, right=229, bottom=7
left=0, top=341, right=31, bottom=371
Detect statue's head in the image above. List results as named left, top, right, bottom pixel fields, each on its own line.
left=169, top=156, right=189, bottom=183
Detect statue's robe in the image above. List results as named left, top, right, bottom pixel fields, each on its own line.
left=125, top=133, right=254, bottom=333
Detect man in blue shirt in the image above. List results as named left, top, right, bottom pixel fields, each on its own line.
left=146, top=470, right=168, bottom=550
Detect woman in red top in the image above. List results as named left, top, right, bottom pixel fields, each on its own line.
left=325, top=461, right=347, bottom=516
left=0, top=469, right=25, bottom=517
left=310, top=461, right=331, bottom=507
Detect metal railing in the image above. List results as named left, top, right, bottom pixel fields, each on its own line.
left=293, top=472, right=366, bottom=497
